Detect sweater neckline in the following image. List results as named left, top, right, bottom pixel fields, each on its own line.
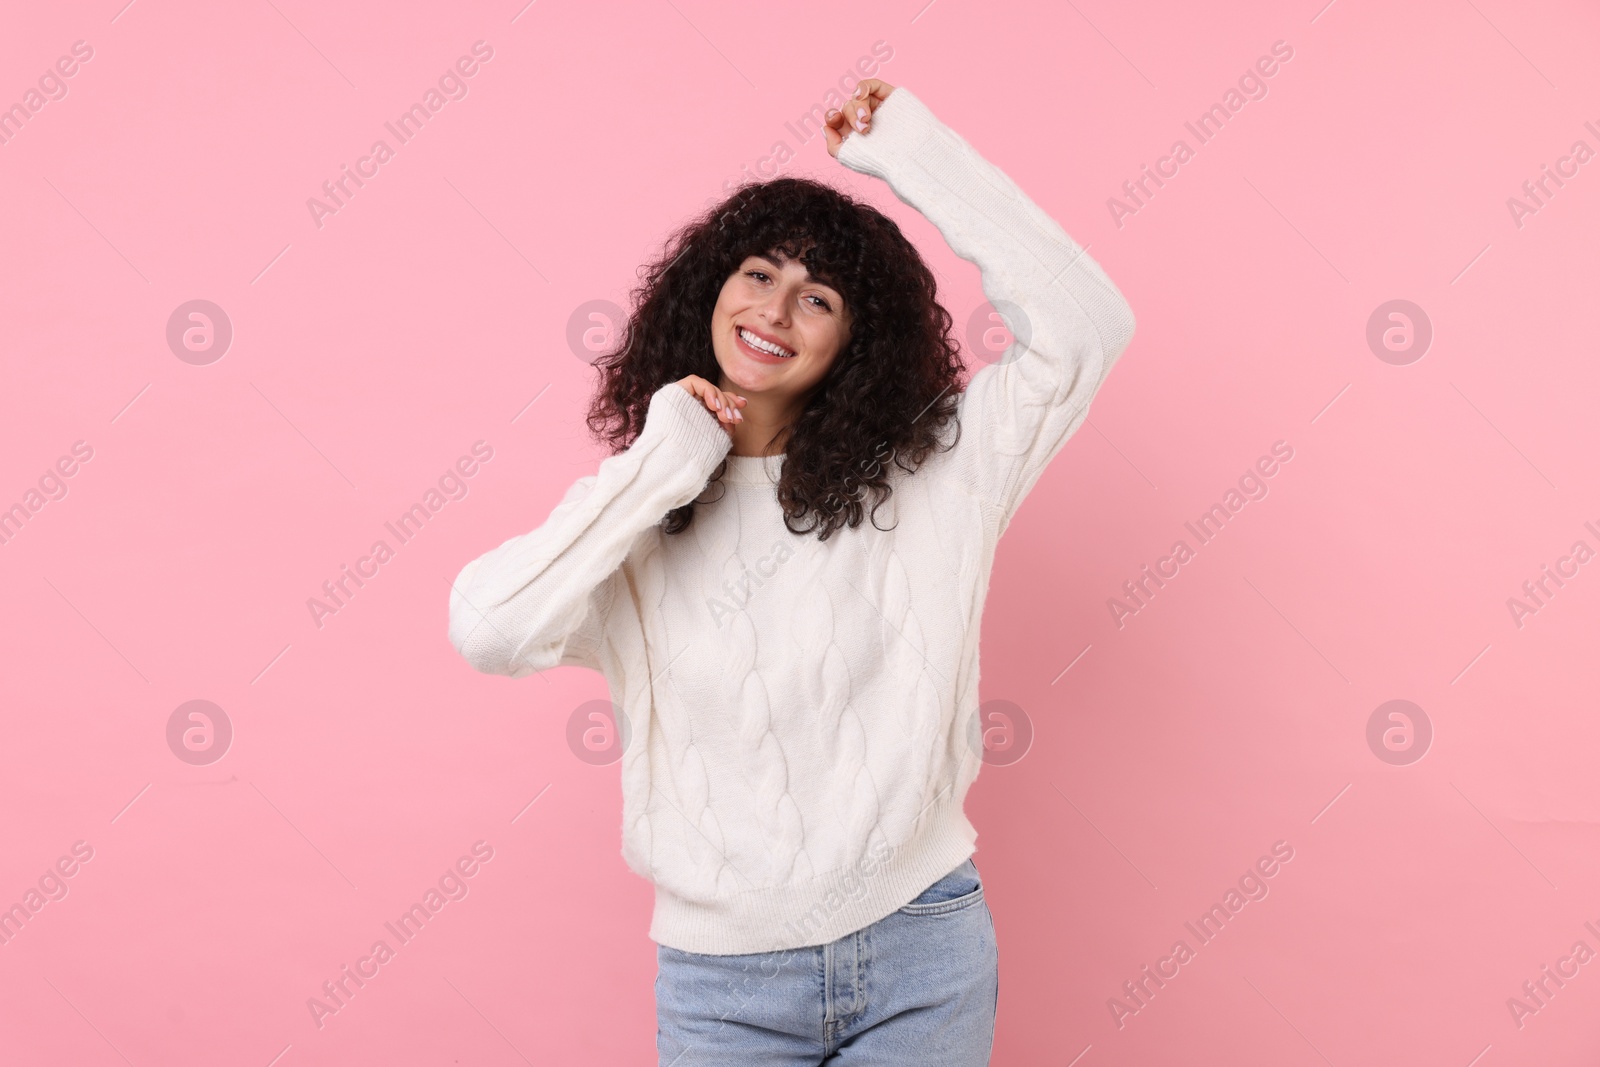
left=723, top=452, right=785, bottom=486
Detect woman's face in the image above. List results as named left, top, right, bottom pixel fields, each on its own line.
left=710, top=250, right=851, bottom=402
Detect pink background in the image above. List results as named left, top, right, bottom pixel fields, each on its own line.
left=3, top=0, right=1599, bottom=1063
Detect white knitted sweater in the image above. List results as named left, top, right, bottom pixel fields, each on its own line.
left=448, top=88, right=1136, bottom=955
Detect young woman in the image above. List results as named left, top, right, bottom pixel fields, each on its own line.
left=448, top=79, right=1136, bottom=1065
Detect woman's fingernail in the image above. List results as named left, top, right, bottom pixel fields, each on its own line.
left=734, top=410, right=743, bottom=421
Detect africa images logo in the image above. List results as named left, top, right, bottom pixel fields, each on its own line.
left=306, top=841, right=495, bottom=1030
left=306, top=41, right=495, bottom=229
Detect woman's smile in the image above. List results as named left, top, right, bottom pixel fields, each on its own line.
left=734, top=323, right=798, bottom=364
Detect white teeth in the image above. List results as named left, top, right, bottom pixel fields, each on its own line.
left=739, top=327, right=794, bottom=358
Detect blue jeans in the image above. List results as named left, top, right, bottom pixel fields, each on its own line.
left=655, top=857, right=998, bottom=1065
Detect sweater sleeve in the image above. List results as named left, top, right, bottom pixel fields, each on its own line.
left=834, top=88, right=1136, bottom=530
left=448, top=381, right=733, bottom=678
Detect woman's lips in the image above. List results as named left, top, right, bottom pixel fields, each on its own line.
left=734, top=325, right=795, bottom=365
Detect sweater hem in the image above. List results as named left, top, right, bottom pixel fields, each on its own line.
left=647, top=796, right=978, bottom=955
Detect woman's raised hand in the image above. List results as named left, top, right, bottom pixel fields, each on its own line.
left=677, top=375, right=746, bottom=438
left=825, top=79, right=898, bottom=159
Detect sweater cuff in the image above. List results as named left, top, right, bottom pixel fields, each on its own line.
left=834, top=87, right=944, bottom=182
left=641, top=381, right=734, bottom=476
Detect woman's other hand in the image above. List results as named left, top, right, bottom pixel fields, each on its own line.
left=825, top=79, right=898, bottom=159
left=676, top=375, right=746, bottom=438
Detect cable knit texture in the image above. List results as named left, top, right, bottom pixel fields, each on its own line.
left=447, top=87, right=1136, bottom=955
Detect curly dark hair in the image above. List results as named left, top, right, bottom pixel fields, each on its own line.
left=585, top=175, right=967, bottom=541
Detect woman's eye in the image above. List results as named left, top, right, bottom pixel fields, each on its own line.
left=744, top=269, right=832, bottom=312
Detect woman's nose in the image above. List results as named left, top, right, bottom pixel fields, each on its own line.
left=760, top=292, right=791, bottom=325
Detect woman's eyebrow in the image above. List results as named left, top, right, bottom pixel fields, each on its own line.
left=753, top=252, right=838, bottom=291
